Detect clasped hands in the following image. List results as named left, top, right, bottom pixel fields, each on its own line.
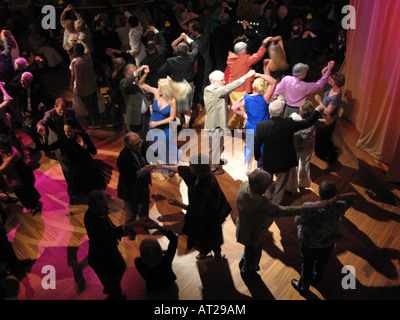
left=124, top=216, right=160, bottom=231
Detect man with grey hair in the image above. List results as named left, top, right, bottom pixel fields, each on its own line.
left=226, top=36, right=274, bottom=130
left=272, top=60, right=335, bottom=118
left=204, top=69, right=256, bottom=173
left=119, top=63, right=150, bottom=145
left=5, top=70, right=54, bottom=153
left=236, top=169, right=336, bottom=279
left=117, top=132, right=156, bottom=240
left=13, top=57, right=42, bottom=86
left=254, top=100, right=325, bottom=205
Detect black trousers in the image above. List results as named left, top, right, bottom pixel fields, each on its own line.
left=298, top=243, right=335, bottom=291
left=80, top=91, right=100, bottom=125
left=89, top=249, right=126, bottom=300
left=315, top=122, right=338, bottom=163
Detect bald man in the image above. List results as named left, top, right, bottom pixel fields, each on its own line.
left=117, top=132, right=156, bottom=239
left=236, top=169, right=334, bottom=279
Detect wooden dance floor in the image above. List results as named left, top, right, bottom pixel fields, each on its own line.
left=2, top=66, right=400, bottom=301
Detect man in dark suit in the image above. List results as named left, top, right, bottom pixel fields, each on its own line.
left=36, top=97, right=87, bottom=203
left=254, top=100, right=324, bottom=205
left=117, top=132, right=156, bottom=240
left=284, top=25, right=317, bottom=71
left=140, top=25, right=167, bottom=88
left=84, top=190, right=145, bottom=300
left=189, top=20, right=213, bottom=109
left=37, top=97, right=86, bottom=145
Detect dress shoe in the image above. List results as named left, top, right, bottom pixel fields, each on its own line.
left=30, top=202, right=42, bottom=216
left=291, top=279, right=309, bottom=296
left=212, top=168, right=225, bottom=175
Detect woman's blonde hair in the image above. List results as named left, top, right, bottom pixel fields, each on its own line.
left=158, top=78, right=191, bottom=102
left=268, top=42, right=289, bottom=71
left=253, top=78, right=267, bottom=95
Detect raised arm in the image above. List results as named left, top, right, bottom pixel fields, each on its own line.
left=248, top=37, right=270, bottom=65
left=171, top=33, right=186, bottom=53
left=216, top=69, right=256, bottom=98
left=255, top=73, right=277, bottom=102
left=140, top=82, right=159, bottom=98
left=260, top=0, right=270, bottom=16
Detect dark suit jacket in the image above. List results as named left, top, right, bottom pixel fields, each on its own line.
left=254, top=110, right=321, bottom=173
left=37, top=108, right=86, bottom=144
left=84, top=209, right=128, bottom=270
left=158, top=41, right=199, bottom=83
left=194, top=33, right=212, bottom=82
left=117, top=147, right=151, bottom=202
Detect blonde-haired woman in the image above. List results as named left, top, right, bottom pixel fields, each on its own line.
left=141, top=74, right=191, bottom=166
left=232, top=72, right=276, bottom=174
left=263, top=36, right=289, bottom=79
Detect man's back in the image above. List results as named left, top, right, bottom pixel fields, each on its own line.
left=255, top=116, right=299, bottom=173
left=236, top=181, right=303, bottom=247
left=255, top=110, right=321, bottom=173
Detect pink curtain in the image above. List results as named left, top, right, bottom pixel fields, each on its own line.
left=339, top=0, right=400, bottom=182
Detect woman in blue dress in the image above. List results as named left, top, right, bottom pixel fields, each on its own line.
left=232, top=72, right=276, bottom=175
left=141, top=77, right=191, bottom=167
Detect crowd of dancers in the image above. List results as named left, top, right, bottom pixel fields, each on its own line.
left=0, top=0, right=355, bottom=300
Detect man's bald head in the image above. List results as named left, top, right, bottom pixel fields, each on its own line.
left=248, top=170, right=272, bottom=195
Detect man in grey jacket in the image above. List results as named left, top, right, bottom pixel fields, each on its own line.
left=119, top=64, right=150, bottom=151
left=203, top=69, right=255, bottom=173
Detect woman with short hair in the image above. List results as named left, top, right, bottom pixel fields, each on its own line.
left=314, top=72, right=346, bottom=165
left=232, top=72, right=277, bottom=175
